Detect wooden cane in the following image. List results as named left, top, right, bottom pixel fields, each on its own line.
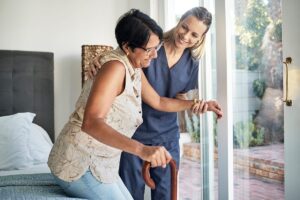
left=142, top=159, right=178, bottom=200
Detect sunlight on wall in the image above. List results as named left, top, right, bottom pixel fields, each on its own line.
left=165, top=0, right=200, bottom=30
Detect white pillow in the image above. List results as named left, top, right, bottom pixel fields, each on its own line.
left=0, top=112, right=35, bottom=170
left=28, top=123, right=53, bottom=165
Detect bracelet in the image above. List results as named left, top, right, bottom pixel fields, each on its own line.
left=193, top=99, right=202, bottom=105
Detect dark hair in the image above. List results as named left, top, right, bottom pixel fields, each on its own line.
left=115, top=9, right=163, bottom=50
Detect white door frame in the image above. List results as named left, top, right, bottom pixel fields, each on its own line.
left=283, top=0, right=300, bottom=199
left=215, top=0, right=234, bottom=199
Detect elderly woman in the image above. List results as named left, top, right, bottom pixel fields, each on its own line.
left=48, top=9, right=202, bottom=200
left=90, top=7, right=223, bottom=200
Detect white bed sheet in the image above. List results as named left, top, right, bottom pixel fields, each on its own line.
left=0, top=164, right=50, bottom=176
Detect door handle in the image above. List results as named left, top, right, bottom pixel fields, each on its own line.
left=283, top=57, right=292, bottom=106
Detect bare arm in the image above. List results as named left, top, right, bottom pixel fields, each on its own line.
left=82, top=61, right=171, bottom=167
left=176, top=92, right=223, bottom=118
left=176, top=93, right=209, bottom=114
left=175, top=93, right=188, bottom=100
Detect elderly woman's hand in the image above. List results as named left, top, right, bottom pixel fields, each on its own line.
left=191, top=99, right=208, bottom=114
left=207, top=100, right=223, bottom=119
left=138, top=145, right=172, bottom=168
left=191, top=99, right=223, bottom=119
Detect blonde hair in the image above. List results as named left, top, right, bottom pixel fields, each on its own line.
left=164, top=7, right=212, bottom=60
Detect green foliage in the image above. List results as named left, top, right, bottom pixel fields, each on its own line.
left=213, top=115, right=218, bottom=147
left=269, top=19, right=282, bottom=43
left=243, top=0, right=270, bottom=46
left=235, top=0, right=270, bottom=71
left=250, top=127, right=265, bottom=146
left=237, top=0, right=270, bottom=47
left=184, top=111, right=200, bottom=143
left=233, top=120, right=265, bottom=148
left=252, top=79, right=266, bottom=98
left=233, top=121, right=253, bottom=148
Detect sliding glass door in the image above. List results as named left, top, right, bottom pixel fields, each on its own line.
left=216, top=0, right=285, bottom=199
left=164, top=0, right=217, bottom=199
left=159, top=0, right=287, bottom=199
left=231, top=0, right=284, bottom=199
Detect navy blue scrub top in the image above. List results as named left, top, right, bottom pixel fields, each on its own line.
left=132, top=46, right=199, bottom=144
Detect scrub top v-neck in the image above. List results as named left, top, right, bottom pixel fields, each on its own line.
left=132, top=46, right=199, bottom=144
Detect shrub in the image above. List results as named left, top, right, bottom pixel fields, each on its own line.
left=233, top=120, right=265, bottom=148
left=253, top=79, right=266, bottom=98
left=184, top=111, right=200, bottom=143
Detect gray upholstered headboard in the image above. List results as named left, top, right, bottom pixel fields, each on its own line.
left=0, top=50, right=54, bottom=142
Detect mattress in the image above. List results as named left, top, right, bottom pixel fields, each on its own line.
left=0, top=165, right=86, bottom=199
left=0, top=164, right=50, bottom=176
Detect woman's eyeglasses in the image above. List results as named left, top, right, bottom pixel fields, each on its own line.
left=131, top=42, right=163, bottom=55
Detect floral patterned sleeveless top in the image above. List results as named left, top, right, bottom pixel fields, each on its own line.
left=48, top=48, right=143, bottom=183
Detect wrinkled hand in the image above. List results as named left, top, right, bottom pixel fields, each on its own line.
left=87, top=58, right=101, bottom=79
left=138, top=145, right=172, bottom=168
left=207, top=100, right=223, bottom=119
left=191, top=99, right=223, bottom=119
left=191, top=99, right=208, bottom=114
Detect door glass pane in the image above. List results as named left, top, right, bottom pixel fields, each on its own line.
left=230, top=0, right=284, bottom=199
left=165, top=0, right=216, bottom=199
left=205, top=2, right=219, bottom=199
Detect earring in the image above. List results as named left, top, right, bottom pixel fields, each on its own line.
left=126, top=51, right=129, bottom=56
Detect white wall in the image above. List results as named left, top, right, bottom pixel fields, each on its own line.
left=0, top=0, right=150, bottom=137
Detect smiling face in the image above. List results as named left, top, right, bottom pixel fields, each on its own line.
left=126, top=32, right=161, bottom=68
left=174, top=15, right=208, bottom=50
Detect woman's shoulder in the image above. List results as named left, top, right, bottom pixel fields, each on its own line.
left=99, top=48, right=126, bottom=65
left=183, top=49, right=200, bottom=67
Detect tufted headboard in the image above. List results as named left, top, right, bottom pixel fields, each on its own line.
left=0, top=50, right=54, bottom=142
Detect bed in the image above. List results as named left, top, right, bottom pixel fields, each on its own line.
left=0, top=46, right=114, bottom=199
left=0, top=50, right=83, bottom=199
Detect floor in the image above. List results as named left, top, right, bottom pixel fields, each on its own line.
left=179, top=144, right=284, bottom=200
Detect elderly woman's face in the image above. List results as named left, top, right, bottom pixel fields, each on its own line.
left=128, top=33, right=161, bottom=68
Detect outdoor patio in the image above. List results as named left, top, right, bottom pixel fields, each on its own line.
left=179, top=143, right=284, bottom=200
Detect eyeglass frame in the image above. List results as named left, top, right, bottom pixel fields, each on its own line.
left=130, top=42, right=163, bottom=55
